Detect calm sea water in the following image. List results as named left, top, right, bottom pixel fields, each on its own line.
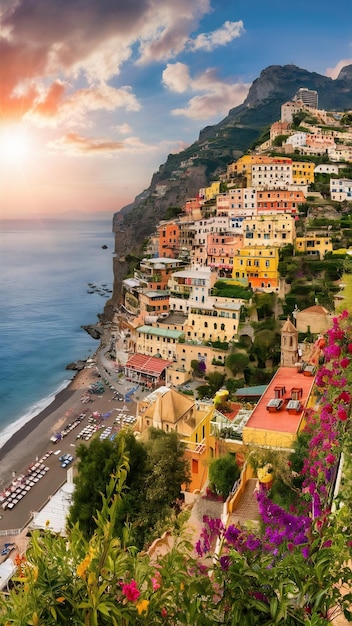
left=0, top=218, right=115, bottom=449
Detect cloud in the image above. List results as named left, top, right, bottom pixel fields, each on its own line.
left=48, top=132, right=125, bottom=156
left=162, top=63, right=191, bottom=93
left=0, top=0, right=212, bottom=122
left=136, top=0, right=211, bottom=64
left=48, top=130, right=185, bottom=157
left=25, top=82, right=140, bottom=127
left=163, top=64, right=250, bottom=120
left=188, top=20, right=244, bottom=52
left=114, top=123, right=132, bottom=135
left=326, top=58, right=352, bottom=79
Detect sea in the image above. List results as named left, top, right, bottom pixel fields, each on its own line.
left=0, top=218, right=115, bottom=450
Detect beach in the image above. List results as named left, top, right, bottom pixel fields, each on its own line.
left=0, top=363, right=137, bottom=535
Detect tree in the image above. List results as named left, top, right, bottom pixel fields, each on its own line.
left=225, top=352, right=250, bottom=376
left=254, top=292, right=275, bottom=319
left=205, top=371, right=225, bottom=396
left=209, top=454, right=240, bottom=498
left=191, top=359, right=201, bottom=377
left=272, top=134, right=289, bottom=146
left=136, top=429, right=191, bottom=544
left=69, top=431, right=147, bottom=540
left=253, top=329, right=276, bottom=367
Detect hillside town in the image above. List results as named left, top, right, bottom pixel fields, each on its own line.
left=104, top=87, right=352, bottom=501
left=1, top=88, right=352, bottom=623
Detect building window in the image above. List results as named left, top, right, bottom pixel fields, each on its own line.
left=192, top=459, right=199, bottom=474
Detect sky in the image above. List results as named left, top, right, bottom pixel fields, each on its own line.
left=0, top=0, right=351, bottom=220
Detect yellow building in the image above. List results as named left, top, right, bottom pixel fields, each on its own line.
left=292, top=161, right=315, bottom=186
left=185, top=299, right=242, bottom=343
left=135, top=387, right=217, bottom=493
left=295, top=232, right=333, bottom=259
left=204, top=181, right=221, bottom=201
left=135, top=325, right=183, bottom=361
left=167, top=342, right=230, bottom=386
left=232, top=246, right=279, bottom=292
left=242, top=214, right=295, bottom=248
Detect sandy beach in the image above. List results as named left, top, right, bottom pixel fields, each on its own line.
left=0, top=364, right=137, bottom=535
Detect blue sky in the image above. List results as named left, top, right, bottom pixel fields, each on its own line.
left=0, top=0, right=351, bottom=219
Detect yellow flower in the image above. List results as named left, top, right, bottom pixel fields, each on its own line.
left=136, top=599, right=150, bottom=615
left=32, top=612, right=39, bottom=626
left=180, top=582, right=184, bottom=591
left=76, top=553, right=92, bottom=579
left=31, top=565, right=38, bottom=583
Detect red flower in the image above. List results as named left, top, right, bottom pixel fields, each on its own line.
left=161, top=607, right=168, bottom=618
left=337, top=391, right=350, bottom=404
left=337, top=406, right=348, bottom=421
left=121, top=579, right=140, bottom=602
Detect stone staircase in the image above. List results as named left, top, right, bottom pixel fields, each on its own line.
left=227, top=478, right=260, bottom=526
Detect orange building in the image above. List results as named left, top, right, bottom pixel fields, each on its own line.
left=256, top=189, right=305, bottom=214
left=157, top=222, right=180, bottom=258
left=242, top=367, right=316, bottom=449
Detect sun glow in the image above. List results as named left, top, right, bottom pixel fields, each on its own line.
left=0, top=125, right=31, bottom=164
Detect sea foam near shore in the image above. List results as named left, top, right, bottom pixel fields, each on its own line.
left=0, top=379, right=72, bottom=451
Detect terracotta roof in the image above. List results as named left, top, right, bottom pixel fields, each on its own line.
left=298, top=305, right=328, bottom=315
left=125, top=354, right=173, bottom=376
left=144, top=388, right=195, bottom=428
left=281, top=318, right=297, bottom=333
left=243, top=366, right=315, bottom=435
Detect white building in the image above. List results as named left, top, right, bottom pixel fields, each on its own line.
left=251, top=162, right=293, bottom=189
left=314, top=164, right=340, bottom=176
left=168, top=266, right=217, bottom=314
left=330, top=178, right=352, bottom=202
left=293, top=88, right=318, bottom=109
left=284, top=132, right=307, bottom=149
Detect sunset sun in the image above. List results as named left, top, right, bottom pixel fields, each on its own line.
left=0, top=125, right=31, bottom=164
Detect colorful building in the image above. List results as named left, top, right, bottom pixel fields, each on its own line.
left=250, top=158, right=293, bottom=189
left=135, top=257, right=185, bottom=290
left=242, top=366, right=316, bottom=449
left=207, top=233, right=243, bottom=274
left=232, top=246, right=279, bottom=292
left=135, top=325, right=184, bottom=361
left=295, top=233, right=333, bottom=259
left=292, top=161, right=315, bottom=186
left=256, top=189, right=305, bottom=215
left=185, top=299, right=242, bottom=344
left=157, top=221, right=180, bottom=258
left=242, top=214, right=295, bottom=248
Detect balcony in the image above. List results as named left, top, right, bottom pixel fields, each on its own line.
left=170, top=291, right=190, bottom=300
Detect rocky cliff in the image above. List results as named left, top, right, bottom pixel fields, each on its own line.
left=107, top=63, right=352, bottom=311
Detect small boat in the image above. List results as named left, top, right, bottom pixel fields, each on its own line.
left=87, top=290, right=94, bottom=294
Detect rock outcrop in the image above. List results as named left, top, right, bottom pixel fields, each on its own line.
left=81, top=324, right=103, bottom=340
